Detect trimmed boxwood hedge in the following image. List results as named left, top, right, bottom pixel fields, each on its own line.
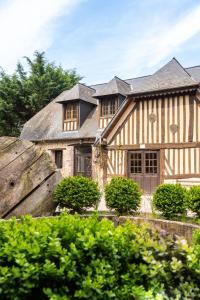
left=105, top=176, right=142, bottom=215
left=0, top=213, right=199, bottom=299
left=53, top=176, right=100, bottom=213
left=152, top=183, right=187, bottom=219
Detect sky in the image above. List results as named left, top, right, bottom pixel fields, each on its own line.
left=0, top=0, right=200, bottom=85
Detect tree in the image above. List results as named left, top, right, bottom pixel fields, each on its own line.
left=0, top=51, right=82, bottom=136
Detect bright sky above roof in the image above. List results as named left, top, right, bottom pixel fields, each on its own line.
left=0, top=0, right=200, bottom=85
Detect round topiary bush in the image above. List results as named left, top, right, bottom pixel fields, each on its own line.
left=105, top=176, right=142, bottom=215
left=187, top=186, right=200, bottom=217
left=152, top=183, right=187, bottom=219
left=54, top=176, right=100, bottom=213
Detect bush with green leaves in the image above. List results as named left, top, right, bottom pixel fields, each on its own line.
left=152, top=183, right=187, bottom=219
left=0, top=213, right=199, bottom=300
left=54, top=176, right=100, bottom=213
left=187, top=186, right=200, bottom=217
left=105, top=176, right=141, bottom=215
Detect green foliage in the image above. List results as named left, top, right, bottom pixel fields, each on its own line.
left=105, top=176, right=141, bottom=215
left=187, top=186, right=200, bottom=217
left=0, top=213, right=199, bottom=299
left=54, top=176, right=100, bottom=213
left=0, top=51, right=82, bottom=136
left=152, top=184, right=187, bottom=219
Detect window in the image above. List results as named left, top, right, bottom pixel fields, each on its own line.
left=129, top=151, right=158, bottom=175
left=55, top=150, right=63, bottom=169
left=65, top=103, right=78, bottom=121
left=63, top=102, right=78, bottom=131
left=145, top=152, right=158, bottom=174
left=100, top=97, right=118, bottom=117
left=74, top=146, right=92, bottom=178
left=130, top=152, right=142, bottom=174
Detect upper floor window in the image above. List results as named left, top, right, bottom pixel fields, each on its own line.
left=63, top=102, right=78, bottom=131
left=65, top=103, right=78, bottom=120
left=100, top=97, right=118, bottom=117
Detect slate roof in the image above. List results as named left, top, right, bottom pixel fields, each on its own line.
left=93, top=76, right=130, bottom=97
left=186, top=66, right=200, bottom=83
left=127, top=58, right=198, bottom=95
left=20, top=58, right=200, bottom=142
left=56, top=83, right=97, bottom=105
left=21, top=92, right=98, bottom=141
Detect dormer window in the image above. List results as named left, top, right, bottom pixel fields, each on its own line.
left=65, top=103, right=77, bottom=120
left=100, top=97, right=118, bottom=117
left=63, top=102, right=78, bottom=131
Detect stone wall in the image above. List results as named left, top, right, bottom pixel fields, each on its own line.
left=81, top=215, right=199, bottom=242
left=37, top=141, right=74, bottom=177
left=118, top=216, right=200, bottom=243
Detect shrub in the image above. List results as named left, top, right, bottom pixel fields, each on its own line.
left=0, top=213, right=199, bottom=299
left=54, top=176, right=100, bottom=213
left=187, top=186, right=200, bottom=217
left=105, top=176, right=141, bottom=215
left=152, top=183, right=187, bottom=219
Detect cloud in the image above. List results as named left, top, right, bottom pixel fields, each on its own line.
left=0, top=0, right=81, bottom=72
left=120, top=4, right=200, bottom=76
left=69, top=2, right=200, bottom=84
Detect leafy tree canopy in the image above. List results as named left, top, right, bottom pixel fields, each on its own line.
left=0, top=51, right=82, bottom=136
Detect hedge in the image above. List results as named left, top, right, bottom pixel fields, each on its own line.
left=0, top=213, right=199, bottom=299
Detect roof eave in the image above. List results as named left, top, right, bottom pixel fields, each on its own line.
left=128, top=84, right=199, bottom=99
left=57, top=98, right=97, bottom=105
left=93, top=92, right=126, bottom=99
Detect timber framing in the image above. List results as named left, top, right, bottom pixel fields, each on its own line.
left=107, top=142, right=200, bottom=150
left=21, top=57, right=200, bottom=194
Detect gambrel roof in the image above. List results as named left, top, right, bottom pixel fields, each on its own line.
left=21, top=58, right=200, bottom=142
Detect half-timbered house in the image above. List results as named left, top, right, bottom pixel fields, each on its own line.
left=21, top=58, right=200, bottom=205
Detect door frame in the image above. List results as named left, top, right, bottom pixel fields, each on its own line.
left=127, top=149, right=160, bottom=194
left=73, top=145, right=92, bottom=178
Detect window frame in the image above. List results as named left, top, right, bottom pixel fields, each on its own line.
left=100, top=97, right=118, bottom=117
left=64, top=102, right=78, bottom=121
left=54, top=150, right=63, bottom=169
left=128, top=150, right=159, bottom=176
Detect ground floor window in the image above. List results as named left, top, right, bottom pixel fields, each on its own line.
left=128, top=150, right=160, bottom=194
left=74, top=146, right=92, bottom=178
left=54, top=150, right=63, bottom=169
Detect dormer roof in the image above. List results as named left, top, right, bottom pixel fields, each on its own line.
left=56, top=83, right=97, bottom=105
left=93, top=76, right=131, bottom=98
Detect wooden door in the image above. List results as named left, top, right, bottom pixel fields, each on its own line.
left=74, top=146, right=92, bottom=178
left=128, top=150, right=160, bottom=194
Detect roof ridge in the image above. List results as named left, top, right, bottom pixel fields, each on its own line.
left=78, top=82, right=96, bottom=91
left=172, top=57, right=196, bottom=79
left=113, top=76, right=131, bottom=86
left=125, top=74, right=152, bottom=81
left=186, top=65, right=200, bottom=69
left=90, top=82, right=108, bottom=87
